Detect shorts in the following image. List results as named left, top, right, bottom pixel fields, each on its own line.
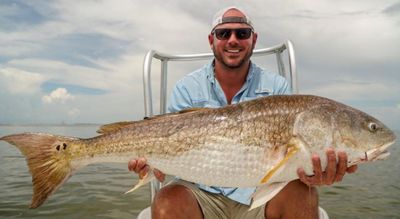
left=171, top=180, right=266, bottom=219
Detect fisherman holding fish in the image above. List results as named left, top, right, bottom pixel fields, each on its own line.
left=129, top=6, right=358, bottom=219
left=1, top=5, right=395, bottom=216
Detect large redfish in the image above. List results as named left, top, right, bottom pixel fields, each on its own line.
left=0, top=95, right=396, bottom=209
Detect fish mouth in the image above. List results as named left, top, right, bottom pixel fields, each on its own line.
left=348, top=140, right=395, bottom=166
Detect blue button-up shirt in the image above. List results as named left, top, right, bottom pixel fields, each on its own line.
left=167, top=61, right=291, bottom=205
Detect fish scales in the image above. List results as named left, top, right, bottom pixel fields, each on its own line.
left=86, top=95, right=302, bottom=160
left=0, top=94, right=395, bottom=209
left=73, top=96, right=307, bottom=186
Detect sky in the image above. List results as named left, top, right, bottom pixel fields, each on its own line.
left=0, top=0, right=399, bottom=130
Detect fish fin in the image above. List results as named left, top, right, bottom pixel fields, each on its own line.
left=97, top=107, right=207, bottom=134
left=0, top=133, right=79, bottom=208
left=125, top=170, right=156, bottom=194
left=250, top=182, right=289, bottom=210
left=178, top=107, right=208, bottom=114
left=97, top=107, right=209, bottom=134
left=260, top=141, right=300, bottom=184
left=97, top=121, right=136, bottom=134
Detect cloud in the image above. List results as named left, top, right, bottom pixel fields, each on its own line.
left=305, top=79, right=398, bottom=101
left=0, top=0, right=399, bottom=129
left=5, top=59, right=110, bottom=96
left=383, top=1, right=400, bottom=15
left=42, top=88, right=74, bottom=104
left=0, top=67, right=44, bottom=94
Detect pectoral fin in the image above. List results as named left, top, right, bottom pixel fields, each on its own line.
left=250, top=182, right=289, bottom=210
left=260, top=141, right=300, bottom=184
left=125, top=170, right=156, bottom=194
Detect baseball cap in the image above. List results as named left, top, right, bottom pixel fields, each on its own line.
left=211, top=6, right=253, bottom=32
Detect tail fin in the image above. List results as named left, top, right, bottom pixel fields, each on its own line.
left=1, top=133, right=79, bottom=208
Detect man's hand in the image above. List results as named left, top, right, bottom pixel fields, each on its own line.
left=128, top=157, right=165, bottom=182
left=297, top=147, right=358, bottom=186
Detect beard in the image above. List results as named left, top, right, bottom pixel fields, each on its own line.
left=212, top=45, right=254, bottom=69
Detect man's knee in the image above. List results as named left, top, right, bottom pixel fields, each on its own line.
left=289, top=180, right=318, bottom=202
left=282, top=180, right=319, bottom=212
left=152, top=184, right=202, bottom=219
left=152, top=184, right=191, bottom=212
left=266, top=180, right=319, bottom=219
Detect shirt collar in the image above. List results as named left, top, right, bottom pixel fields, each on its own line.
left=206, top=60, right=216, bottom=84
left=246, top=62, right=255, bottom=82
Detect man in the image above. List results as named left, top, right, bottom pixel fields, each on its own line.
left=129, top=6, right=357, bottom=219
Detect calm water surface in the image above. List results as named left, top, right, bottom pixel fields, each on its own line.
left=0, top=125, right=399, bottom=219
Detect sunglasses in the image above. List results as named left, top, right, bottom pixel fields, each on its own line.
left=212, top=28, right=253, bottom=40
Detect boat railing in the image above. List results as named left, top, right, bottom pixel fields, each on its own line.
left=138, top=40, right=297, bottom=219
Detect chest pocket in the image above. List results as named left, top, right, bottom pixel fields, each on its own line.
left=242, top=88, right=272, bottom=102
left=192, top=98, right=223, bottom=108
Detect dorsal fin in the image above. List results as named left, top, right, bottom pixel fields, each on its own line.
left=178, top=107, right=206, bottom=114
left=97, top=121, right=136, bottom=134
left=96, top=108, right=208, bottom=134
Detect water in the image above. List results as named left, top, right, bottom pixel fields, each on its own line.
left=318, top=131, right=400, bottom=219
left=0, top=125, right=149, bottom=219
left=0, top=125, right=399, bottom=219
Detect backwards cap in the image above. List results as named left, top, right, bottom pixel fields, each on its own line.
left=211, top=6, right=253, bottom=32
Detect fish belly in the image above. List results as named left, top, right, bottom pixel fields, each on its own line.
left=147, top=142, right=270, bottom=187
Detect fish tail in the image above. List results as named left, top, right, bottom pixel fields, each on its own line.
left=1, top=133, right=79, bottom=208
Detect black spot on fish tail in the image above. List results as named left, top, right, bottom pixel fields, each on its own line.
left=63, top=143, right=67, bottom=150
left=56, top=145, right=60, bottom=151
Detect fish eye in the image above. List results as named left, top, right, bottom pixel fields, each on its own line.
left=368, top=122, right=378, bottom=132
